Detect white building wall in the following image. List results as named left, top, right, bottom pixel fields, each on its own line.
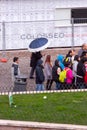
left=0, top=0, right=87, bottom=50
left=1, top=0, right=87, bottom=22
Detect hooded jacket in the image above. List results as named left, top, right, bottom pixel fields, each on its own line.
left=77, top=57, right=86, bottom=83
left=57, top=55, right=65, bottom=70
left=35, top=59, right=45, bottom=84
left=30, top=52, right=42, bottom=67
left=52, top=60, right=61, bottom=82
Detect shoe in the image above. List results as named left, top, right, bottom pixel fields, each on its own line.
left=29, top=77, right=34, bottom=79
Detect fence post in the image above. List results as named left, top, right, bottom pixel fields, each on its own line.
left=71, top=18, right=74, bottom=48
left=1, top=21, right=7, bottom=62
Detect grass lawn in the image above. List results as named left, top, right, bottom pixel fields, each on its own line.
left=0, top=91, right=87, bottom=125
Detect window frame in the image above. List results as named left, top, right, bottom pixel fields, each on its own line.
left=54, top=8, right=87, bottom=27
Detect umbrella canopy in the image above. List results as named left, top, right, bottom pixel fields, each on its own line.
left=28, top=37, right=50, bottom=52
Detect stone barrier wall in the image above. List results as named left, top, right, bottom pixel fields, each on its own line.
left=0, top=120, right=87, bottom=130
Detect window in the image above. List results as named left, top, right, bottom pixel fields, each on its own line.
left=55, top=8, right=87, bottom=26
left=71, top=8, right=87, bottom=24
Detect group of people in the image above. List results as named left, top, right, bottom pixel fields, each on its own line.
left=29, top=43, right=87, bottom=91
left=11, top=43, right=87, bottom=91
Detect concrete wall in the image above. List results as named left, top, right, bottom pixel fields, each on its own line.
left=0, top=120, right=87, bottom=130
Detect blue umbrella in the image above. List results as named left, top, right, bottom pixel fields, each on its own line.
left=28, top=37, right=50, bottom=52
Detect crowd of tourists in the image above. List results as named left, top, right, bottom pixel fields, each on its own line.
left=12, top=43, right=87, bottom=91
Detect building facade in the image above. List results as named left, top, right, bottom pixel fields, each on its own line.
left=0, top=0, right=87, bottom=50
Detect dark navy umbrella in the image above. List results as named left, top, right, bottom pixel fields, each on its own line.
left=28, top=37, right=50, bottom=52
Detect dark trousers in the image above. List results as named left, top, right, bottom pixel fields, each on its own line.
left=46, top=79, right=53, bottom=90
left=29, top=66, right=36, bottom=78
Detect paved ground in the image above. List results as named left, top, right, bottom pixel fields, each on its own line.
left=0, top=48, right=80, bottom=92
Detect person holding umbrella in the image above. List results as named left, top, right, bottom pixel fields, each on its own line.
left=29, top=37, right=50, bottom=79
left=29, top=51, right=42, bottom=79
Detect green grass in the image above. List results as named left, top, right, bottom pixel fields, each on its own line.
left=0, top=91, right=87, bottom=125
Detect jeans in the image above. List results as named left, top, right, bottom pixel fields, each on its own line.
left=36, top=84, right=44, bottom=91
left=77, top=82, right=85, bottom=89
left=46, top=79, right=53, bottom=90
left=55, top=82, right=61, bottom=90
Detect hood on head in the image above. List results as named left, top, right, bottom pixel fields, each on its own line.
left=57, top=55, right=64, bottom=63
left=81, top=57, right=87, bottom=63
left=54, top=59, right=59, bottom=66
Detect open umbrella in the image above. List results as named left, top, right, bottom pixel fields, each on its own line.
left=28, top=37, right=50, bottom=52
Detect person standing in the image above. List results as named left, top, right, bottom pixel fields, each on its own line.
left=77, top=57, right=86, bottom=88
left=52, top=59, right=62, bottom=90
left=64, top=49, right=76, bottom=66
left=44, top=55, right=53, bottom=90
left=35, top=59, right=45, bottom=91
left=72, top=55, right=80, bottom=86
left=83, top=58, right=87, bottom=85
left=29, top=51, right=42, bottom=79
left=64, top=61, right=74, bottom=89
left=78, top=43, right=87, bottom=57
left=11, top=57, right=20, bottom=81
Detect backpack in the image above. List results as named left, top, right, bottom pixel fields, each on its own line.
left=63, top=57, right=72, bottom=66
left=59, top=68, right=69, bottom=83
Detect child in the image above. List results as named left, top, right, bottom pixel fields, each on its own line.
left=64, top=61, right=74, bottom=89
left=35, top=59, right=45, bottom=91
left=11, top=57, right=20, bottom=81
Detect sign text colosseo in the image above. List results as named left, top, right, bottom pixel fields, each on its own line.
left=1, top=22, right=87, bottom=50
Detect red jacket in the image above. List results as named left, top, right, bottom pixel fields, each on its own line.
left=84, top=63, right=87, bottom=84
